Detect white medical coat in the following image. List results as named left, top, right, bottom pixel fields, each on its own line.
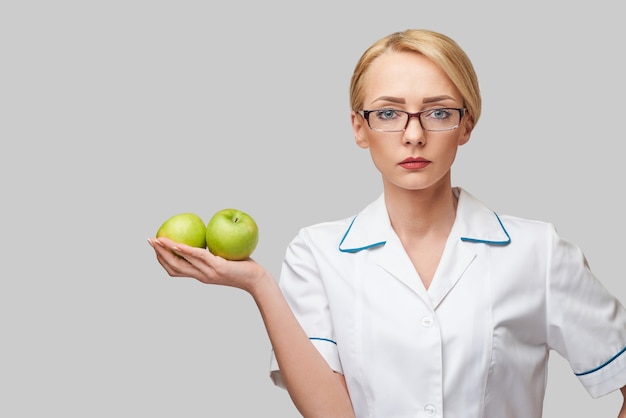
left=270, top=188, right=626, bottom=417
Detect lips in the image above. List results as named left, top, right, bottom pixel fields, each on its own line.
left=399, top=157, right=430, bottom=170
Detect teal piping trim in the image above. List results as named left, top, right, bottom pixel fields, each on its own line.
left=575, top=346, right=626, bottom=376
left=460, top=212, right=511, bottom=246
left=338, top=215, right=386, bottom=253
left=309, top=337, right=337, bottom=345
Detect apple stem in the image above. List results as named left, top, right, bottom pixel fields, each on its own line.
left=233, top=217, right=239, bottom=223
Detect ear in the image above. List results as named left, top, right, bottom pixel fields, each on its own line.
left=351, top=111, right=370, bottom=149
left=458, top=117, right=473, bottom=146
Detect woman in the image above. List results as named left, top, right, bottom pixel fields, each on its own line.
left=149, top=29, right=626, bottom=417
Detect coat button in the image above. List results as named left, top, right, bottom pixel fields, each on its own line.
left=424, top=403, right=437, bottom=416
left=421, top=316, right=435, bottom=327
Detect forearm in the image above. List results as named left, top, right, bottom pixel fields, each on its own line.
left=249, top=274, right=354, bottom=418
left=619, top=386, right=626, bottom=418
left=149, top=239, right=353, bottom=416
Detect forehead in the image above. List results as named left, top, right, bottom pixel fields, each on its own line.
left=362, top=51, right=460, bottom=103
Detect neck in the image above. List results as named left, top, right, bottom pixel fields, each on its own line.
left=384, top=182, right=458, bottom=236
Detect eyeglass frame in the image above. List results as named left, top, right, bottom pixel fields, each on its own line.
left=358, top=107, right=467, bottom=132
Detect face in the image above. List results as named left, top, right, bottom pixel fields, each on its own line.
left=351, top=51, right=472, bottom=194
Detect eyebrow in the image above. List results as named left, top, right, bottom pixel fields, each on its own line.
left=370, top=95, right=457, bottom=105
left=371, top=96, right=405, bottom=104
left=422, top=95, right=455, bottom=104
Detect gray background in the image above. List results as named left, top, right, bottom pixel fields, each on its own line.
left=2, top=1, right=625, bottom=417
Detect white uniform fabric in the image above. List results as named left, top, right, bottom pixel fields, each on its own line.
left=269, top=188, right=626, bottom=417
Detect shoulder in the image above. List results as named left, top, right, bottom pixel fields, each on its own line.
left=455, top=187, right=564, bottom=248
left=294, top=215, right=356, bottom=249
left=454, top=188, right=557, bottom=246
left=499, top=213, right=557, bottom=236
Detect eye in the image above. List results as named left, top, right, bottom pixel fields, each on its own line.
left=424, top=108, right=453, bottom=120
left=374, top=109, right=401, bottom=121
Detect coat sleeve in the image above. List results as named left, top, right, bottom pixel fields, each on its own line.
left=546, top=224, right=626, bottom=398
left=269, top=227, right=343, bottom=389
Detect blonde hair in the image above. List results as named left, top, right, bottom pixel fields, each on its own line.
left=349, top=29, right=481, bottom=128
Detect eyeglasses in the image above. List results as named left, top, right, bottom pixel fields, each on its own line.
left=359, top=108, right=466, bottom=132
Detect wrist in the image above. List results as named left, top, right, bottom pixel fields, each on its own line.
left=247, top=269, right=281, bottom=301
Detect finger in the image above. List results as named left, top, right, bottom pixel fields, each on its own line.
left=149, top=237, right=226, bottom=284
left=150, top=237, right=190, bottom=261
left=167, top=240, right=210, bottom=262
left=149, top=238, right=200, bottom=277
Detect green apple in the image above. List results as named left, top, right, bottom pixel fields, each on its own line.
left=156, top=212, right=207, bottom=248
left=205, top=208, right=259, bottom=260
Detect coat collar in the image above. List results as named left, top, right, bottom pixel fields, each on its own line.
left=338, top=187, right=510, bottom=254
left=337, top=188, right=511, bottom=307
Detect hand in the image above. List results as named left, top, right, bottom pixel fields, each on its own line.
left=148, top=237, right=267, bottom=293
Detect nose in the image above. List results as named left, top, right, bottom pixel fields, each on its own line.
left=402, top=115, right=425, bottom=146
